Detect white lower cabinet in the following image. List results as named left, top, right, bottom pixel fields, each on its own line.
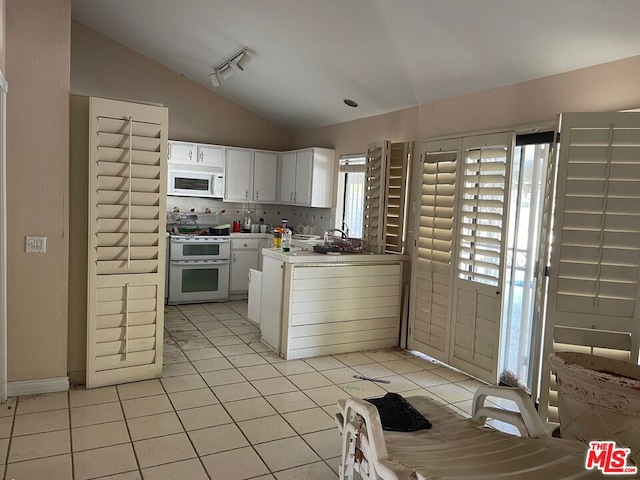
left=258, top=251, right=405, bottom=359
left=260, top=256, right=284, bottom=353
left=230, top=238, right=260, bottom=294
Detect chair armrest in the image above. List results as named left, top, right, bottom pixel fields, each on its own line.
left=472, top=386, right=556, bottom=438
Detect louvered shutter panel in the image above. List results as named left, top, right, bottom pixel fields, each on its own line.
left=362, top=142, right=388, bottom=253
left=409, top=138, right=461, bottom=362
left=87, top=97, right=168, bottom=388
left=540, top=112, right=640, bottom=421
left=450, top=132, right=514, bottom=383
left=384, top=142, right=412, bottom=253
left=530, top=127, right=560, bottom=407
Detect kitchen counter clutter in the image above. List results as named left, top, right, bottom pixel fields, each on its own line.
left=257, top=249, right=409, bottom=360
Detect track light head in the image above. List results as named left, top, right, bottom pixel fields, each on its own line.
left=209, top=72, right=221, bottom=88
left=233, top=50, right=252, bottom=71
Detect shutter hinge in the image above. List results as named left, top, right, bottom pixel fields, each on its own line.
left=555, top=132, right=561, bottom=144
left=544, top=266, right=551, bottom=277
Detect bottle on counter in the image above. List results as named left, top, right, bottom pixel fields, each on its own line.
left=273, top=229, right=282, bottom=249
left=273, top=218, right=291, bottom=251
left=273, top=218, right=288, bottom=250
left=282, top=227, right=292, bottom=252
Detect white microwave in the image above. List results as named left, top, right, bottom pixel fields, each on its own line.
left=168, top=169, right=224, bottom=198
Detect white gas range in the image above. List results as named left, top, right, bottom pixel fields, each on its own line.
left=168, top=234, right=231, bottom=304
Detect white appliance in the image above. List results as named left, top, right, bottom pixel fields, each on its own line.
left=169, top=235, right=230, bottom=304
left=168, top=168, right=224, bottom=198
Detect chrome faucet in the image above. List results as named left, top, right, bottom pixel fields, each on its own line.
left=325, top=228, right=348, bottom=240
left=341, top=221, right=350, bottom=238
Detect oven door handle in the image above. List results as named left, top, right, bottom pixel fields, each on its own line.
left=170, top=238, right=231, bottom=243
left=170, top=260, right=230, bottom=266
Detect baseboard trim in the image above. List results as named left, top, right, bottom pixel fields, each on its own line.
left=7, top=376, right=70, bottom=397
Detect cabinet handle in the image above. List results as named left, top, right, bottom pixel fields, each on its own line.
left=256, top=190, right=259, bottom=200
left=290, top=192, right=293, bottom=202
left=233, top=253, right=236, bottom=263
left=294, top=191, right=297, bottom=203
left=199, top=151, right=204, bottom=162
left=189, top=150, right=193, bottom=160
left=245, top=189, right=249, bottom=199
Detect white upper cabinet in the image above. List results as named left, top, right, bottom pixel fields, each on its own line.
left=253, top=151, right=278, bottom=203
left=294, top=149, right=313, bottom=205
left=225, top=149, right=278, bottom=203
left=279, top=152, right=297, bottom=203
left=225, top=148, right=253, bottom=201
left=279, top=148, right=334, bottom=208
left=197, top=145, right=225, bottom=169
left=167, top=141, right=196, bottom=165
left=169, top=141, right=224, bottom=169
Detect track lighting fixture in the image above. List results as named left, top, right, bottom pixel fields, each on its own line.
left=210, top=47, right=252, bottom=87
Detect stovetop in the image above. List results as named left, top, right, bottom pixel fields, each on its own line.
left=170, top=234, right=230, bottom=241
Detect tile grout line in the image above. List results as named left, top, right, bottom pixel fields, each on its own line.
left=114, top=383, right=145, bottom=480
left=67, top=390, right=75, bottom=480
left=1, top=398, right=17, bottom=480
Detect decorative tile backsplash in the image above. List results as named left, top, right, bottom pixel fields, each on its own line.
left=167, top=196, right=335, bottom=234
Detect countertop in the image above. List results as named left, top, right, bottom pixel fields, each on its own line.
left=262, top=248, right=409, bottom=264
left=230, top=232, right=272, bottom=239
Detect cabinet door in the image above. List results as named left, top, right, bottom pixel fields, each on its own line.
left=198, top=145, right=224, bottom=169
left=168, top=141, right=196, bottom=165
left=230, top=250, right=259, bottom=293
left=225, top=148, right=253, bottom=202
left=279, top=152, right=297, bottom=203
left=253, top=151, right=278, bottom=203
left=295, top=149, right=313, bottom=205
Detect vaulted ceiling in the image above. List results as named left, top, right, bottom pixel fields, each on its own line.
left=72, top=0, right=640, bottom=132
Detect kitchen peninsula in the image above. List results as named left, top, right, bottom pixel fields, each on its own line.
left=259, top=249, right=409, bottom=359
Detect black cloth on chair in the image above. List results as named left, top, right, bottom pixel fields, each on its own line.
left=365, top=392, right=432, bottom=432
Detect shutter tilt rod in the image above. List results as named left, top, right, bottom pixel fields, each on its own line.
left=127, top=116, right=133, bottom=268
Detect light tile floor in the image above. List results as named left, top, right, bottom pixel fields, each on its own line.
left=0, top=300, right=511, bottom=480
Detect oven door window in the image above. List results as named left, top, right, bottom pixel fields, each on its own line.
left=174, top=176, right=210, bottom=191
left=182, top=268, right=219, bottom=293
left=182, top=244, right=220, bottom=256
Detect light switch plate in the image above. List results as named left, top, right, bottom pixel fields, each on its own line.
left=26, top=236, right=46, bottom=253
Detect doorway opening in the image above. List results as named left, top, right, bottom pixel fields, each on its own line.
left=499, top=133, right=552, bottom=392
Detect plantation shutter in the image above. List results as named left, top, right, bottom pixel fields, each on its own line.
left=362, top=142, right=389, bottom=253
left=408, top=138, right=461, bottom=362
left=87, top=97, right=168, bottom=388
left=450, top=132, right=514, bottom=383
left=530, top=126, right=560, bottom=406
left=384, top=142, right=412, bottom=253
left=540, top=112, right=640, bottom=421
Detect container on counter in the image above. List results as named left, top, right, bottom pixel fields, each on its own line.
left=282, top=228, right=292, bottom=252
left=232, top=220, right=241, bottom=233
left=273, top=230, right=282, bottom=249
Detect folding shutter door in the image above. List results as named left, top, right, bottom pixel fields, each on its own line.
left=530, top=126, right=560, bottom=405
left=540, top=112, right=640, bottom=421
left=409, top=139, right=462, bottom=363
left=87, top=97, right=168, bottom=388
left=450, top=132, right=514, bottom=383
left=384, top=142, right=412, bottom=253
left=362, top=142, right=389, bottom=253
